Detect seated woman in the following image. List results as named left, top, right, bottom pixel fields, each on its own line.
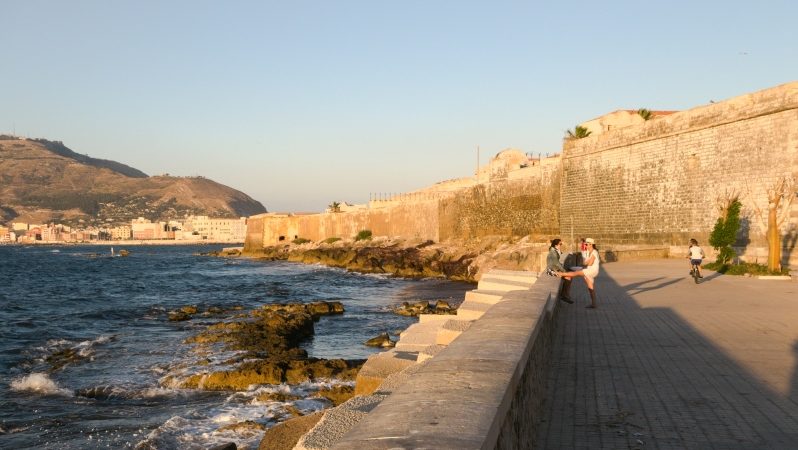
left=547, top=238, right=573, bottom=304
left=555, top=238, right=599, bottom=309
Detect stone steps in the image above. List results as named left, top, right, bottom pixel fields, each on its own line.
left=394, top=326, right=439, bottom=352
left=464, top=289, right=507, bottom=305
left=354, top=349, right=419, bottom=396
left=477, top=275, right=536, bottom=292
left=435, top=319, right=473, bottom=345
left=418, top=313, right=455, bottom=324
left=455, top=299, right=493, bottom=321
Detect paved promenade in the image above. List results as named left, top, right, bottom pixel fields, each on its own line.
left=535, top=259, right=798, bottom=449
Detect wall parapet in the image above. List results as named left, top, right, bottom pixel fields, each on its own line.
left=332, top=275, right=561, bottom=449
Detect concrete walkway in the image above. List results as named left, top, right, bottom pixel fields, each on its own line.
left=535, top=259, right=798, bottom=449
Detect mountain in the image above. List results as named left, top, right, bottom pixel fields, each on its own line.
left=0, top=136, right=268, bottom=226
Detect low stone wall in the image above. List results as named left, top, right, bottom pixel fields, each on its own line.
left=331, top=275, right=561, bottom=449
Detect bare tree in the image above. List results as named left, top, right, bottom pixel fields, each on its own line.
left=748, top=176, right=796, bottom=271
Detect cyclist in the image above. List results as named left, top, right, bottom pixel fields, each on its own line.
left=688, top=239, right=706, bottom=279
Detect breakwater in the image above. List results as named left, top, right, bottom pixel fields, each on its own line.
left=272, top=270, right=561, bottom=449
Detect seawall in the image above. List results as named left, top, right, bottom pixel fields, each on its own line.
left=286, top=270, right=561, bottom=449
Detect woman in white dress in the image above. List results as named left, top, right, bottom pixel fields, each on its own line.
left=556, top=238, right=600, bottom=309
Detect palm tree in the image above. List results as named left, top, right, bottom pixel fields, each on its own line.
left=328, top=201, right=341, bottom=213
left=565, top=125, right=592, bottom=140
left=637, top=108, right=653, bottom=120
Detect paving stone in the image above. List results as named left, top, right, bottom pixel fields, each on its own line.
left=534, top=259, right=798, bottom=449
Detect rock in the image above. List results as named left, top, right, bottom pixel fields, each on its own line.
left=258, top=411, right=324, bottom=450
left=255, top=391, right=301, bottom=403
left=180, top=305, right=198, bottom=314
left=364, top=332, right=395, bottom=348
left=216, top=420, right=267, bottom=435
left=314, top=385, right=355, bottom=406
left=168, top=311, right=191, bottom=321
left=434, top=299, right=451, bottom=311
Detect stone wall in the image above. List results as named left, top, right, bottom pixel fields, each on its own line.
left=246, top=82, right=798, bottom=267
left=331, top=275, right=562, bottom=449
left=245, top=157, right=561, bottom=248
left=561, top=81, right=798, bottom=266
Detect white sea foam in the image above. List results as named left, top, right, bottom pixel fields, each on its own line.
left=10, top=373, right=72, bottom=396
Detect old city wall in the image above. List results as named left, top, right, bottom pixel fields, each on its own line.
left=245, top=158, right=562, bottom=249
left=438, top=158, right=561, bottom=241
left=561, top=82, right=798, bottom=266
left=246, top=83, right=798, bottom=267
left=246, top=199, right=443, bottom=248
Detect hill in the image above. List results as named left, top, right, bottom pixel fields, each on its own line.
left=0, top=136, right=267, bottom=226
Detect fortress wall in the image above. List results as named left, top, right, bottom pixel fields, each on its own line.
left=438, top=168, right=561, bottom=241
left=243, top=214, right=266, bottom=252
left=561, top=82, right=798, bottom=265
left=245, top=199, right=442, bottom=248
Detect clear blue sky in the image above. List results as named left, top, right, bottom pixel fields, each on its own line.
left=2, top=1, right=796, bottom=212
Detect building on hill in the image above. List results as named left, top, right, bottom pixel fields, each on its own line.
left=131, top=217, right=167, bottom=240
left=182, top=215, right=247, bottom=242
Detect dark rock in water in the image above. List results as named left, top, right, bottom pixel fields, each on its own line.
left=255, top=391, right=301, bottom=403
left=314, top=384, right=355, bottom=406
left=284, top=358, right=364, bottom=384
left=216, top=420, right=267, bottom=435
left=364, top=332, right=395, bottom=348
left=434, top=299, right=451, bottom=311
left=168, top=311, right=191, bottom=321
left=180, top=305, right=198, bottom=314
left=209, top=443, right=237, bottom=450
left=249, top=240, right=478, bottom=281
left=75, top=385, right=119, bottom=399
left=118, top=249, right=129, bottom=257
left=393, top=298, right=456, bottom=317
left=177, top=302, right=364, bottom=390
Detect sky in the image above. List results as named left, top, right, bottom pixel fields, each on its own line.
left=2, top=1, right=797, bottom=212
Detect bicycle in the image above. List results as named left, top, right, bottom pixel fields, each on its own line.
left=689, top=260, right=702, bottom=284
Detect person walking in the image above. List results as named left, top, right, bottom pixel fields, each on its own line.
left=547, top=238, right=573, bottom=303
left=555, top=238, right=600, bottom=308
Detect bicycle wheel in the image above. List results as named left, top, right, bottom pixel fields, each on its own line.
left=693, top=265, right=700, bottom=284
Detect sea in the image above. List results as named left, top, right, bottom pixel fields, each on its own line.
left=0, top=244, right=471, bottom=449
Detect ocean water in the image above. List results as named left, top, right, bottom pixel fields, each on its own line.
left=0, top=245, right=471, bottom=449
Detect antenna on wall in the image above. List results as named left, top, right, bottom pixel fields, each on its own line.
left=476, top=145, right=480, bottom=175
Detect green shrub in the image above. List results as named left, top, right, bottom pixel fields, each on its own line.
left=292, top=237, right=310, bottom=245
left=322, top=237, right=341, bottom=244
left=704, top=261, right=789, bottom=276
left=709, top=199, right=741, bottom=264
left=354, top=230, right=372, bottom=241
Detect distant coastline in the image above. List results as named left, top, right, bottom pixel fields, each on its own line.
left=1, top=240, right=243, bottom=246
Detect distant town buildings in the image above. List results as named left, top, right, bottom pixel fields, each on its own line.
left=0, top=216, right=247, bottom=244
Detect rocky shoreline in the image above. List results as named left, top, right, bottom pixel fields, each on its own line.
left=197, top=235, right=549, bottom=449
left=213, top=235, right=549, bottom=282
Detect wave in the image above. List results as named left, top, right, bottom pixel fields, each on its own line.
left=10, top=373, right=73, bottom=396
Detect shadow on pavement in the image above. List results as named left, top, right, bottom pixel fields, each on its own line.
left=535, top=263, right=798, bottom=449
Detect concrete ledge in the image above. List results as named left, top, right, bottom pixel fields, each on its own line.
left=354, top=350, right=419, bottom=396
left=435, top=319, right=473, bottom=345
left=477, top=276, right=536, bottom=292
left=755, top=275, right=792, bottom=280
left=332, top=275, right=561, bottom=449
left=464, top=289, right=507, bottom=305
left=419, top=313, right=455, bottom=324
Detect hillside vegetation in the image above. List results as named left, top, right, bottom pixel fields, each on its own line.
left=0, top=136, right=267, bottom=226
